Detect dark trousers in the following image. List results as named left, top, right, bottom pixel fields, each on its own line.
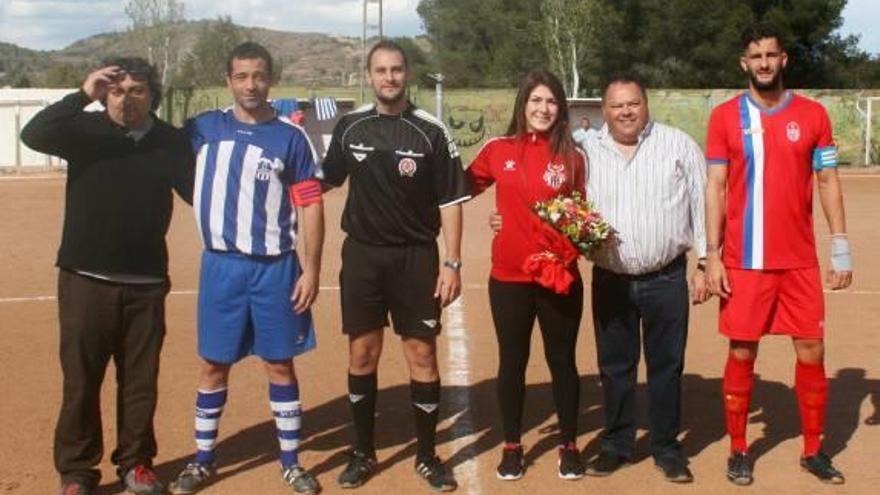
left=55, top=270, right=168, bottom=486
left=591, top=255, right=688, bottom=461
left=489, top=277, right=583, bottom=444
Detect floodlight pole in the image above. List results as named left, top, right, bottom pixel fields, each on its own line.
left=360, top=0, right=367, bottom=104
left=434, top=74, right=444, bottom=122
left=867, top=98, right=873, bottom=166
left=425, top=73, right=445, bottom=122
left=360, top=0, right=384, bottom=105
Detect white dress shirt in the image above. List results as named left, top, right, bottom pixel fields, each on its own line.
left=585, top=121, right=707, bottom=275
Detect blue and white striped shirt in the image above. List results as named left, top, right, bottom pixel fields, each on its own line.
left=188, top=109, right=318, bottom=256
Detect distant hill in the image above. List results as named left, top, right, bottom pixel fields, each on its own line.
left=0, top=42, right=54, bottom=85
left=0, top=20, right=383, bottom=87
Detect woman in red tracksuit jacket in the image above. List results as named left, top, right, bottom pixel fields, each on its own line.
left=467, top=69, right=587, bottom=481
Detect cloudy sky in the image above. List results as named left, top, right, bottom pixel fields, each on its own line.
left=1, top=0, right=878, bottom=54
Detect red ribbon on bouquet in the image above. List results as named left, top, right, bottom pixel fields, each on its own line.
left=521, top=222, right=578, bottom=294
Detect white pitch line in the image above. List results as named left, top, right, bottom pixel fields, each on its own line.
left=443, top=297, right=483, bottom=495
left=2, top=285, right=877, bottom=305
left=0, top=284, right=487, bottom=304
left=0, top=175, right=65, bottom=181
left=823, top=289, right=880, bottom=295
left=5, top=172, right=880, bottom=181
left=0, top=295, right=58, bottom=303
left=3, top=172, right=877, bottom=183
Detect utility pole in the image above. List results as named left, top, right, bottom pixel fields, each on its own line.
left=360, top=0, right=384, bottom=104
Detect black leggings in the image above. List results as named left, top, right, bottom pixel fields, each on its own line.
left=488, top=277, right=583, bottom=444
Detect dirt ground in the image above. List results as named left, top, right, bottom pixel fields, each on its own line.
left=0, top=171, right=878, bottom=495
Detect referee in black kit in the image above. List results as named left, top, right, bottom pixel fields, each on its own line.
left=321, top=40, right=470, bottom=492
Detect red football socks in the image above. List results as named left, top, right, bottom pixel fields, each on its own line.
left=795, top=360, right=828, bottom=457
left=723, top=353, right=755, bottom=453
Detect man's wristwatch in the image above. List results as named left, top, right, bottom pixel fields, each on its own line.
left=443, top=259, right=463, bottom=271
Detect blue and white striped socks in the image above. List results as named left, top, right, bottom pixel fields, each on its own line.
left=194, top=388, right=227, bottom=465
left=191, top=384, right=302, bottom=468
left=269, top=382, right=302, bottom=468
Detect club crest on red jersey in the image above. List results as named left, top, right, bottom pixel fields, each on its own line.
left=398, top=157, right=418, bottom=177
left=543, top=162, right=566, bottom=189
left=786, top=121, right=801, bottom=142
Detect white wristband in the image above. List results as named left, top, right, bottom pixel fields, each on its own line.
left=830, top=235, right=852, bottom=272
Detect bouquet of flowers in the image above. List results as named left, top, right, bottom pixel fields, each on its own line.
left=522, top=191, right=613, bottom=294
left=533, top=191, right=613, bottom=256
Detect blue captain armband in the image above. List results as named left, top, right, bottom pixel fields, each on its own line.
left=812, top=146, right=838, bottom=171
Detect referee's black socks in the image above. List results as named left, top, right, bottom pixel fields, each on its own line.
left=411, top=379, right=441, bottom=462
left=348, top=372, right=378, bottom=456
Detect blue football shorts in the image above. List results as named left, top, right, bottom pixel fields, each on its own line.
left=197, top=250, right=316, bottom=363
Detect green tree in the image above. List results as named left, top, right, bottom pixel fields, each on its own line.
left=417, top=0, right=879, bottom=89
left=760, top=0, right=864, bottom=88
left=179, top=17, right=243, bottom=87
left=11, top=72, right=32, bottom=88
left=389, top=36, right=432, bottom=84
left=611, top=0, right=754, bottom=88
left=604, top=0, right=873, bottom=88
left=124, top=0, right=186, bottom=87
left=417, top=0, right=545, bottom=87
left=44, top=63, right=87, bottom=88
left=541, top=0, right=620, bottom=96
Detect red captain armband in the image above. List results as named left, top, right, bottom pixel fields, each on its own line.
left=289, top=179, right=323, bottom=207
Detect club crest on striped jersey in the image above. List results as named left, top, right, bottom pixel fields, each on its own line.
left=255, top=157, right=280, bottom=181
left=503, top=159, right=517, bottom=171
left=543, top=162, right=566, bottom=189
left=786, top=121, right=801, bottom=142
left=398, top=157, right=418, bottom=177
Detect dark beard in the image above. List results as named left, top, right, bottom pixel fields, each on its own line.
left=748, top=70, right=782, bottom=91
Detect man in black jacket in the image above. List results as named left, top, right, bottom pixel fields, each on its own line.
left=21, top=58, right=193, bottom=495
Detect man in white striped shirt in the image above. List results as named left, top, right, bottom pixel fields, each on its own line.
left=582, top=74, right=708, bottom=483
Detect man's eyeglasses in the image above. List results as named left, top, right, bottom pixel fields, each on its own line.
left=112, top=65, right=151, bottom=82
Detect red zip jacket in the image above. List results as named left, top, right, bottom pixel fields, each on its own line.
left=467, top=133, right=587, bottom=282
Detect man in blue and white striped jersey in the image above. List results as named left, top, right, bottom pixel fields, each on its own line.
left=169, top=42, right=324, bottom=495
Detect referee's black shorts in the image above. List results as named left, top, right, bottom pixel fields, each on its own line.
left=339, top=237, right=441, bottom=337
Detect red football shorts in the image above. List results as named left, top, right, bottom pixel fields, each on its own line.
left=719, top=266, right=825, bottom=341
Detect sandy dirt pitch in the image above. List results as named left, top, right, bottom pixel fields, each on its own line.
left=0, top=171, right=878, bottom=495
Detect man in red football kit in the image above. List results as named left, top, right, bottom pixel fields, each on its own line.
left=705, top=24, right=853, bottom=486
